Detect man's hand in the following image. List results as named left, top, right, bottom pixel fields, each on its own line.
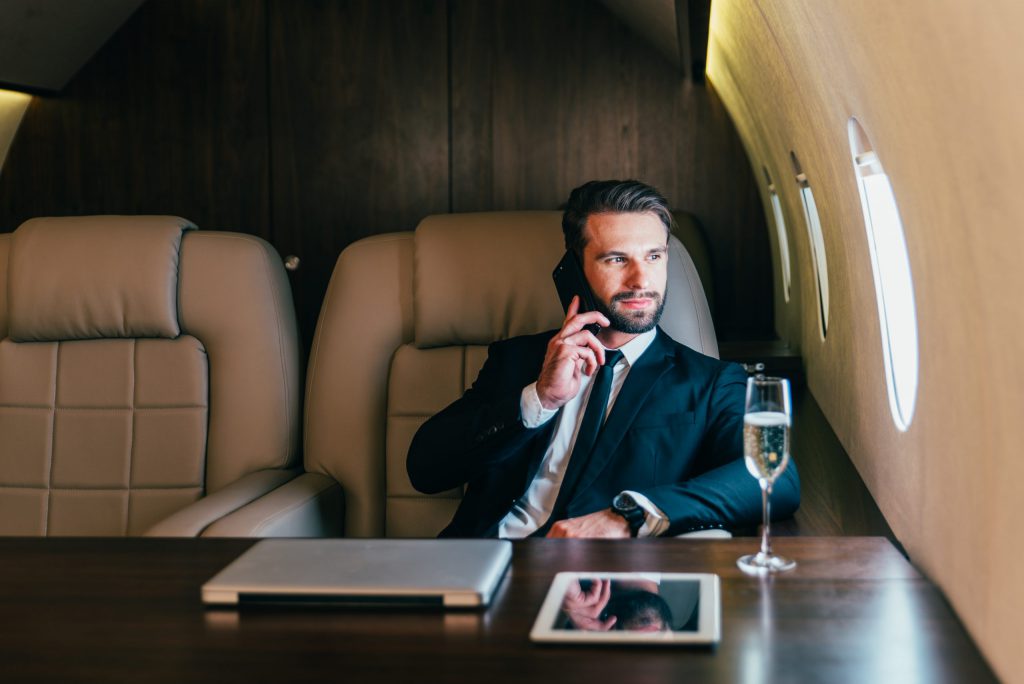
left=536, top=296, right=610, bottom=410
left=546, top=509, right=630, bottom=538
left=561, top=578, right=616, bottom=631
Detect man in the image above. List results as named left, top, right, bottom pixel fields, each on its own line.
left=407, top=180, right=799, bottom=538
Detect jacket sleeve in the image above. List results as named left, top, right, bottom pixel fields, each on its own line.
left=406, top=341, right=545, bottom=494
left=638, top=362, right=801, bottom=535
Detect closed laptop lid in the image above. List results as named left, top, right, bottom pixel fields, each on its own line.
left=202, top=539, right=512, bottom=608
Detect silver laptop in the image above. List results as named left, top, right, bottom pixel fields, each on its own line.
left=202, top=539, right=512, bottom=609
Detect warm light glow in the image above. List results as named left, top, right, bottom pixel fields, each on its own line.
left=0, top=89, right=32, bottom=172
left=705, top=0, right=724, bottom=80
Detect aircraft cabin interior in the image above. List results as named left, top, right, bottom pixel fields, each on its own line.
left=0, top=1, right=1020, bottom=681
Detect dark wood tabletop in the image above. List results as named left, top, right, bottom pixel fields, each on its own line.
left=0, top=536, right=995, bottom=683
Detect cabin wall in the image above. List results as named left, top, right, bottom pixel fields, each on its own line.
left=0, top=0, right=771, bottom=345
left=707, top=1, right=1024, bottom=680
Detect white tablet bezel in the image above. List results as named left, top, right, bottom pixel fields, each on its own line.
left=529, top=571, right=721, bottom=645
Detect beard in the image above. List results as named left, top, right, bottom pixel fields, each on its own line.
left=596, top=290, right=666, bottom=334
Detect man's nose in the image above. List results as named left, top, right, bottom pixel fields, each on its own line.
left=624, top=261, right=649, bottom=289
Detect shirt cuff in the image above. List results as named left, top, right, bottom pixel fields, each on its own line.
left=520, top=382, right=558, bottom=428
left=623, top=490, right=669, bottom=537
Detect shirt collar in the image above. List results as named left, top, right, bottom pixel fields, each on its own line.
left=606, top=328, right=657, bottom=368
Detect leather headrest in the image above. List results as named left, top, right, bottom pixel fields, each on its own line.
left=414, top=212, right=565, bottom=347
left=411, top=211, right=717, bottom=357
left=8, top=216, right=196, bottom=342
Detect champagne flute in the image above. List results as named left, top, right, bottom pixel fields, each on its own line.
left=737, top=376, right=796, bottom=574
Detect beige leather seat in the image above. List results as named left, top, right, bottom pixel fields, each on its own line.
left=304, top=210, right=717, bottom=538
left=0, top=215, right=340, bottom=536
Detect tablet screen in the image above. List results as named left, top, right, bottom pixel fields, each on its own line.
left=530, top=572, right=720, bottom=645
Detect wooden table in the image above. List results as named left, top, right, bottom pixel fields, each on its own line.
left=0, top=537, right=994, bottom=682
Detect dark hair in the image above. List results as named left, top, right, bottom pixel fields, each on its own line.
left=561, top=180, right=673, bottom=257
left=604, top=589, right=674, bottom=632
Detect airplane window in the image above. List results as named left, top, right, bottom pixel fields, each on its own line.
left=790, top=152, right=829, bottom=338
left=848, top=117, right=919, bottom=430
left=762, top=167, right=792, bottom=302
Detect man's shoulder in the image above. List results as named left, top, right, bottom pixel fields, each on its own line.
left=656, top=329, right=746, bottom=382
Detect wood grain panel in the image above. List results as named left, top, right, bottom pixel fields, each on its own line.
left=0, top=538, right=996, bottom=682
left=0, top=0, right=269, bottom=239
left=450, top=0, right=772, bottom=339
left=0, top=0, right=774, bottom=344
left=707, top=1, right=1024, bottom=679
left=269, top=0, right=449, bottom=344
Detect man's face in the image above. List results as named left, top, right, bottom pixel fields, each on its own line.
left=580, top=212, right=668, bottom=334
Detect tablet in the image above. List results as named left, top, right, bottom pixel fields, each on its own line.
left=529, top=572, right=720, bottom=645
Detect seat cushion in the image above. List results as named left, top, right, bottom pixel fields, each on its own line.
left=0, top=336, right=208, bottom=535
left=384, top=343, right=489, bottom=537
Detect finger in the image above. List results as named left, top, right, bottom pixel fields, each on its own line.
left=563, top=334, right=604, bottom=373
left=584, top=579, right=603, bottom=602
left=600, top=615, right=617, bottom=631
left=559, top=310, right=611, bottom=338
left=599, top=578, right=612, bottom=606
left=553, top=340, right=599, bottom=376
left=546, top=521, right=567, bottom=538
left=566, top=295, right=580, bottom=319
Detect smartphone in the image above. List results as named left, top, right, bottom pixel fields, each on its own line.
left=552, top=251, right=601, bottom=336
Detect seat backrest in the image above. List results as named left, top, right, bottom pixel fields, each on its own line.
left=304, top=211, right=717, bottom=538
left=0, top=216, right=300, bottom=535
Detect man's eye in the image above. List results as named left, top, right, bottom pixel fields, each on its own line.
left=648, top=253, right=663, bottom=261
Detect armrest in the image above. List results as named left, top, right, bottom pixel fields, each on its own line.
left=143, top=469, right=300, bottom=537
left=200, top=472, right=344, bottom=537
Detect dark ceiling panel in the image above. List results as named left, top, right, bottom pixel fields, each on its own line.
left=0, top=0, right=145, bottom=92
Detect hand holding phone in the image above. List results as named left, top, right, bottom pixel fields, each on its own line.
left=536, top=252, right=610, bottom=410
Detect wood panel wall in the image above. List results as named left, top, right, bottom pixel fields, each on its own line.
left=707, top=1, right=1024, bottom=679
left=0, top=0, right=770, bottom=345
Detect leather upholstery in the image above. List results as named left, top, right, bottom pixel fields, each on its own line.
left=413, top=211, right=717, bottom=355
left=177, top=231, right=301, bottom=492
left=9, top=216, right=195, bottom=341
left=305, top=211, right=716, bottom=538
left=0, top=217, right=301, bottom=536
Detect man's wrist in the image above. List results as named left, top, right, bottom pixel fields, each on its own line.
left=520, top=382, right=558, bottom=428
left=611, top=492, right=646, bottom=537
left=620, top=491, right=669, bottom=537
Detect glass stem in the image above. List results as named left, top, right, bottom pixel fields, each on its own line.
left=760, top=480, right=772, bottom=557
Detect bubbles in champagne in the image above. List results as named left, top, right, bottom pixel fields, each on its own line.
left=743, top=411, right=790, bottom=482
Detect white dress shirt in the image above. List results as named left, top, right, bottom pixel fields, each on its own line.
left=497, top=328, right=669, bottom=538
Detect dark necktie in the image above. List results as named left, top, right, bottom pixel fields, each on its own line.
left=535, top=349, right=624, bottom=535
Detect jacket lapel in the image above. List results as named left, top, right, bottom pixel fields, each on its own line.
left=569, top=330, right=676, bottom=500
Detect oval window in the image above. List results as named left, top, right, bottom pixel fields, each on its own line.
left=790, top=152, right=829, bottom=338
left=848, top=117, right=919, bottom=430
left=763, top=167, right=792, bottom=302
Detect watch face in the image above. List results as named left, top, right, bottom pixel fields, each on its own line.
left=613, top=493, right=637, bottom=512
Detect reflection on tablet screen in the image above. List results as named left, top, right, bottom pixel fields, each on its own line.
left=554, top=576, right=700, bottom=633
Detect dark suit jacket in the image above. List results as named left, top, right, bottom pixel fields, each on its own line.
left=407, top=328, right=800, bottom=538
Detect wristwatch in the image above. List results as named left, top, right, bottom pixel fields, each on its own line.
left=611, top=492, right=646, bottom=537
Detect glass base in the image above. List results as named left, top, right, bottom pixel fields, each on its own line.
left=737, top=552, right=796, bottom=575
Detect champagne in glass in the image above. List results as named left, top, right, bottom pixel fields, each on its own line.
left=737, top=376, right=796, bottom=574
